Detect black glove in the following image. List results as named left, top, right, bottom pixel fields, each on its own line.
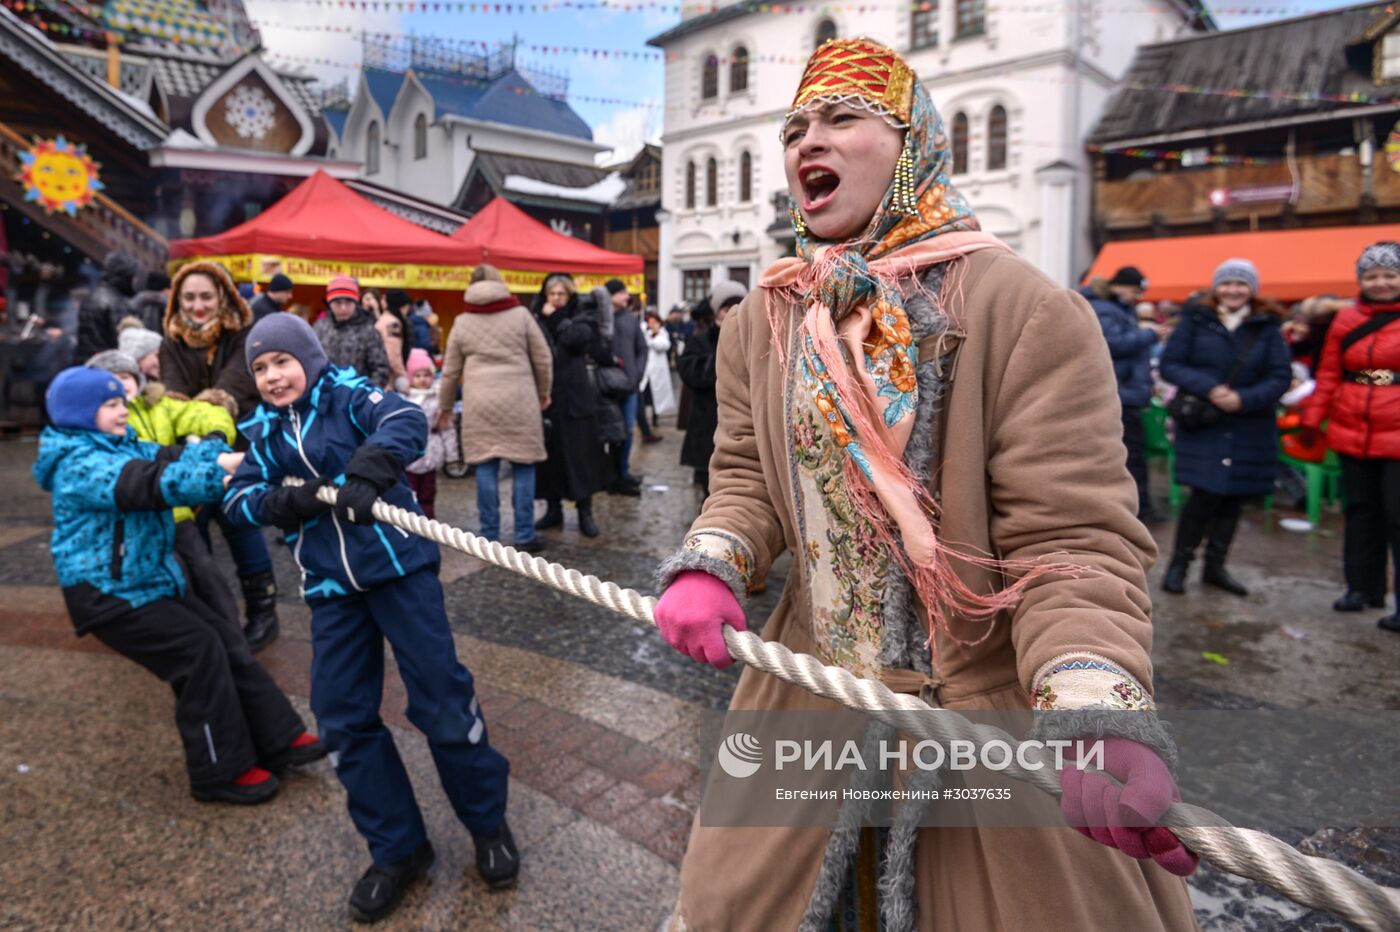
left=334, top=477, right=381, bottom=526
left=262, top=480, right=333, bottom=531
left=335, top=445, right=402, bottom=526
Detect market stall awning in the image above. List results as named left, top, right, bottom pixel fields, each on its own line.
left=450, top=196, right=643, bottom=292
left=1084, top=225, right=1400, bottom=303
left=169, top=170, right=477, bottom=289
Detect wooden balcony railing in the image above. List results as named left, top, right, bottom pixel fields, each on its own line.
left=0, top=119, right=166, bottom=269
left=1095, top=152, right=1400, bottom=233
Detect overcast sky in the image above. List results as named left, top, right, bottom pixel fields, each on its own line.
left=245, top=0, right=1370, bottom=164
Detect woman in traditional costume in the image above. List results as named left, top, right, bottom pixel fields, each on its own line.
left=653, top=38, right=1199, bottom=930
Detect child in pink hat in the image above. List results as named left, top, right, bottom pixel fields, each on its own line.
left=403, top=348, right=446, bottom=518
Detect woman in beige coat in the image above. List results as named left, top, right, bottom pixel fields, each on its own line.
left=438, top=265, right=553, bottom=551
left=652, top=39, right=1198, bottom=931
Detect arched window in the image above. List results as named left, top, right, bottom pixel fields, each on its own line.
left=701, top=54, right=719, bottom=100
left=739, top=151, right=753, bottom=202
left=413, top=113, right=427, bottom=160
left=366, top=120, right=380, bottom=175
left=987, top=105, right=1007, bottom=171
left=951, top=112, right=968, bottom=175
left=685, top=160, right=696, bottom=209
left=705, top=157, right=718, bottom=207
left=730, top=46, right=749, bottom=93
left=815, top=18, right=837, bottom=48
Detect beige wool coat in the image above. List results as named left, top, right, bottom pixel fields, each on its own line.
left=668, top=248, right=1196, bottom=931
left=438, top=281, right=553, bottom=465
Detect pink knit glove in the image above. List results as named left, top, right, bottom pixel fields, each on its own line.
left=654, top=570, right=747, bottom=669
left=1059, top=737, right=1199, bottom=877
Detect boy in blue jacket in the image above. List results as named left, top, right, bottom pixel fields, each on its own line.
left=224, top=315, right=514, bottom=923
left=34, top=367, right=322, bottom=805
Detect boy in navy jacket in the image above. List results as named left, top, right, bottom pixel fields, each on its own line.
left=224, top=315, right=514, bottom=923
left=35, top=367, right=322, bottom=805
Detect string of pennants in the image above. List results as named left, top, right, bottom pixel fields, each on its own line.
left=265, top=41, right=1400, bottom=115
left=249, top=1, right=1375, bottom=15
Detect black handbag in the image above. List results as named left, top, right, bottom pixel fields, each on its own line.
left=1167, top=319, right=1264, bottom=431
left=594, top=362, right=633, bottom=401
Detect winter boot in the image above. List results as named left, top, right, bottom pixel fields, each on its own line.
left=263, top=731, right=328, bottom=773
left=1160, top=554, right=1191, bottom=595
left=577, top=499, right=600, bottom=538
left=473, top=820, right=520, bottom=889
left=1333, top=590, right=1386, bottom=612
left=535, top=500, right=563, bottom=531
left=240, top=571, right=280, bottom=651
left=1202, top=510, right=1248, bottom=597
left=192, top=766, right=280, bottom=805
left=348, top=840, right=435, bottom=923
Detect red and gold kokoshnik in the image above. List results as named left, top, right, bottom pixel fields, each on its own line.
left=787, top=38, right=916, bottom=125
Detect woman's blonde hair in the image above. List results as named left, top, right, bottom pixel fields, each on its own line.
left=543, top=273, right=576, bottom=296
left=471, top=264, right=504, bottom=284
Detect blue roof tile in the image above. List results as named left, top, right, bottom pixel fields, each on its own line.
left=322, top=107, right=349, bottom=138
left=363, top=67, right=404, bottom=119
left=470, top=70, right=592, bottom=141
left=410, top=68, right=591, bottom=141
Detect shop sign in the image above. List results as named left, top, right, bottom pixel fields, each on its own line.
left=169, top=253, right=643, bottom=295
left=1208, top=184, right=1295, bottom=208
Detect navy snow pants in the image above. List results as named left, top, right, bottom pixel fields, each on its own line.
left=309, top=567, right=509, bottom=865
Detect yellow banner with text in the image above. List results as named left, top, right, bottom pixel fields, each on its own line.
left=169, top=254, right=643, bottom=296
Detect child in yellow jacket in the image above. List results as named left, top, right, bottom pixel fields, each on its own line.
left=87, top=350, right=250, bottom=646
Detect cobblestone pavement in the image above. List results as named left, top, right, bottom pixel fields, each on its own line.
left=0, top=429, right=1396, bottom=929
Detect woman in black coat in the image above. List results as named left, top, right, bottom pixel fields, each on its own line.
left=678, top=283, right=746, bottom=495
left=1159, top=258, right=1292, bottom=595
left=531, top=274, right=614, bottom=538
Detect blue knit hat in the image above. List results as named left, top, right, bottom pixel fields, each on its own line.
left=244, top=313, right=328, bottom=383
left=46, top=367, right=126, bottom=432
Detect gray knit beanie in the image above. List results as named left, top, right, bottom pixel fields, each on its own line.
left=1356, top=241, right=1400, bottom=280
left=117, top=319, right=163, bottom=361
left=86, top=349, right=145, bottom=392
left=1212, top=258, right=1259, bottom=295
left=244, top=313, right=328, bottom=382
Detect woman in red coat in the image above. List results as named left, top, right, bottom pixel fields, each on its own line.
left=1301, top=241, right=1400, bottom=632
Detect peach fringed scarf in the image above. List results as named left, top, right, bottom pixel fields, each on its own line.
left=762, top=234, right=1072, bottom=646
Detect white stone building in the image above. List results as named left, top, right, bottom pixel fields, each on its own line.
left=647, top=1, right=1213, bottom=310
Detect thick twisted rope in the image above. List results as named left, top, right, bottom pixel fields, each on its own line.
left=290, top=479, right=1400, bottom=930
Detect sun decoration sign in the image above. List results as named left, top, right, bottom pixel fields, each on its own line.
left=17, top=137, right=104, bottom=215
left=1387, top=122, right=1400, bottom=175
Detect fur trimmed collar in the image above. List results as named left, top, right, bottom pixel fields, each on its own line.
left=164, top=261, right=253, bottom=348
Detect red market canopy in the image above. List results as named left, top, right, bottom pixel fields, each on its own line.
left=450, top=196, right=643, bottom=276
left=168, top=170, right=473, bottom=267
left=1085, top=225, right=1400, bottom=304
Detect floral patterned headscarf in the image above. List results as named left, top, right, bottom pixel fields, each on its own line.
left=765, top=39, right=1049, bottom=644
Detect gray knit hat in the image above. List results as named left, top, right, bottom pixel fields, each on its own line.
left=1356, top=241, right=1400, bottom=279
left=117, top=318, right=163, bottom=361
left=86, top=349, right=145, bottom=392
left=1212, top=258, right=1259, bottom=295
left=244, top=313, right=328, bottom=382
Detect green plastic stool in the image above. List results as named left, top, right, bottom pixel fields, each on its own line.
left=1279, top=450, right=1343, bottom=528
left=1142, top=402, right=1183, bottom=512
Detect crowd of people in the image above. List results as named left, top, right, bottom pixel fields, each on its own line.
left=1085, top=247, right=1400, bottom=633
left=14, top=31, right=1399, bottom=929
left=20, top=241, right=741, bottom=921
